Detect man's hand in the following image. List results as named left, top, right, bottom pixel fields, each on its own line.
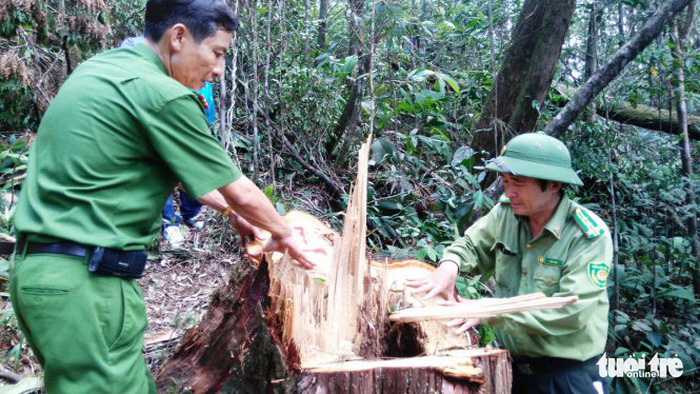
left=229, top=213, right=264, bottom=243
left=260, top=233, right=317, bottom=270
left=405, top=261, right=459, bottom=302
left=440, top=297, right=481, bottom=334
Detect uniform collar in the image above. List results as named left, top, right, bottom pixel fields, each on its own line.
left=542, top=195, right=571, bottom=240
left=132, top=42, right=169, bottom=76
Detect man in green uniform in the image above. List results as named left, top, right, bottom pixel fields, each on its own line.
left=9, top=1, right=315, bottom=392
left=408, top=133, right=612, bottom=394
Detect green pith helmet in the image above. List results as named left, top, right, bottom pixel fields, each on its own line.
left=485, top=132, right=583, bottom=186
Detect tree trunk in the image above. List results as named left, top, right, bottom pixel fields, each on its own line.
left=542, top=0, right=695, bottom=138
left=155, top=257, right=512, bottom=393
left=317, top=0, right=328, bottom=51
left=670, top=9, right=700, bottom=295
left=325, top=0, right=370, bottom=164
left=617, top=0, right=625, bottom=44
left=250, top=0, right=261, bottom=181
left=219, top=58, right=228, bottom=142
left=472, top=0, right=577, bottom=158
left=609, top=149, right=620, bottom=311
left=304, top=0, right=311, bottom=61
left=264, top=0, right=276, bottom=190
left=583, top=1, right=601, bottom=122
left=222, top=0, right=241, bottom=155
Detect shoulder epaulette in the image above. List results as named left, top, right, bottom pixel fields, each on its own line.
left=572, top=208, right=605, bottom=239
left=498, top=194, right=511, bottom=204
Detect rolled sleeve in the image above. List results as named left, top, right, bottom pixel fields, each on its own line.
left=442, top=205, right=504, bottom=275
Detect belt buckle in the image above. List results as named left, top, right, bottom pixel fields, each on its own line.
left=517, top=363, right=535, bottom=375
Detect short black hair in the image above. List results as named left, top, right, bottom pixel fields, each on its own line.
left=145, top=0, right=239, bottom=43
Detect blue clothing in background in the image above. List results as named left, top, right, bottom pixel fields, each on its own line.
left=162, top=191, right=204, bottom=226
left=199, top=82, right=217, bottom=124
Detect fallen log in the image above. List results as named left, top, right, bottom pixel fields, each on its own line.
left=553, top=84, right=700, bottom=140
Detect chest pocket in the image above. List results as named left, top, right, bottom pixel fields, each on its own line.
left=534, top=263, right=562, bottom=296
left=494, top=243, right=521, bottom=297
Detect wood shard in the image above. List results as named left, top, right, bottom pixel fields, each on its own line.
left=389, top=293, right=579, bottom=323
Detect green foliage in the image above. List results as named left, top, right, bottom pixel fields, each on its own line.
left=365, top=126, right=493, bottom=256
left=0, top=0, right=697, bottom=390
left=0, top=0, right=146, bottom=134
left=567, top=120, right=699, bottom=392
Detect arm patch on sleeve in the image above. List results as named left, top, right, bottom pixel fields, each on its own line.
left=588, top=261, right=610, bottom=289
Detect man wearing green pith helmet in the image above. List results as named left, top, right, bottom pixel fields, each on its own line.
left=407, top=132, right=613, bottom=394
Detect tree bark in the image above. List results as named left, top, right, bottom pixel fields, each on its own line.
left=317, top=0, right=328, bottom=51
left=670, top=9, right=699, bottom=295
left=157, top=143, right=513, bottom=393
left=617, top=0, right=625, bottom=44
left=609, top=149, right=620, bottom=311
left=473, top=0, right=577, bottom=158
left=223, top=0, right=241, bottom=155
left=250, top=0, right=261, bottom=181
left=304, top=0, right=312, bottom=61
left=264, top=0, right=276, bottom=189
left=219, top=58, right=228, bottom=142
left=542, top=0, right=695, bottom=138
left=325, top=0, right=370, bottom=164
left=583, top=1, right=601, bottom=122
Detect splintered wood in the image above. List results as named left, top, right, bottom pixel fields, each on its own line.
left=389, top=293, right=579, bottom=323
left=248, top=135, right=384, bottom=368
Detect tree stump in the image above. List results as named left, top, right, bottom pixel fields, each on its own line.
left=156, top=137, right=512, bottom=393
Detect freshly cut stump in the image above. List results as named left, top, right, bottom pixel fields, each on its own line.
left=156, top=210, right=512, bottom=393
left=157, top=137, right=512, bottom=393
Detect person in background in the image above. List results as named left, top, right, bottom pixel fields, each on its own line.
left=408, top=133, right=612, bottom=394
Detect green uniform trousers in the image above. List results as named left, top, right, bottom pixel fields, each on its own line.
left=9, top=252, right=156, bottom=393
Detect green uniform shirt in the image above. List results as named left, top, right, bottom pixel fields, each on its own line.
left=442, top=196, right=612, bottom=361
left=15, top=43, right=241, bottom=250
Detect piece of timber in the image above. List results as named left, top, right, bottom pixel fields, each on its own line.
left=389, top=294, right=579, bottom=323
left=299, top=349, right=511, bottom=393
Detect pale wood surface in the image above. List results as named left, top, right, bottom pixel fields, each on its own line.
left=390, top=293, right=579, bottom=323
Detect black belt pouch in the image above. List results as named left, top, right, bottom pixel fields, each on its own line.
left=88, top=247, right=147, bottom=279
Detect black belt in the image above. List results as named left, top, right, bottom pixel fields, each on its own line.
left=18, top=238, right=148, bottom=279
left=24, top=240, right=91, bottom=258
left=513, top=355, right=599, bottom=376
